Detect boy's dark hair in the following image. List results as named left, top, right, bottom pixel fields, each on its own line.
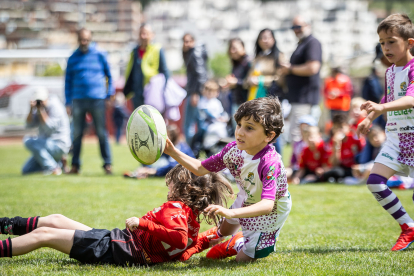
left=377, top=14, right=414, bottom=40
left=234, top=97, right=283, bottom=143
left=165, top=165, right=233, bottom=225
left=332, top=114, right=348, bottom=126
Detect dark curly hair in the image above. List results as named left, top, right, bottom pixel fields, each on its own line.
left=234, top=96, right=283, bottom=143
left=165, top=164, right=234, bottom=225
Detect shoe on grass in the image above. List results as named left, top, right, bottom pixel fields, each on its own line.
left=206, top=231, right=244, bottom=259
left=391, top=223, right=414, bottom=251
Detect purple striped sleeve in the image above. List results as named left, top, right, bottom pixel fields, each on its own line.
left=201, top=141, right=236, bottom=172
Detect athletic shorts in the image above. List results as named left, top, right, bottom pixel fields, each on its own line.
left=375, top=143, right=414, bottom=178
left=225, top=193, right=292, bottom=259
left=69, top=228, right=114, bottom=265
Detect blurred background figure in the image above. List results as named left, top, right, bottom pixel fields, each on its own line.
left=225, top=38, right=251, bottom=130
left=65, top=28, right=114, bottom=175
left=23, top=87, right=70, bottom=176
left=123, top=124, right=194, bottom=179
left=291, top=126, right=329, bottom=184
left=182, top=33, right=209, bottom=144
left=192, top=79, right=229, bottom=157
left=245, top=28, right=286, bottom=154
left=245, top=28, right=285, bottom=101
left=123, top=23, right=169, bottom=109
left=281, top=15, right=322, bottom=144
left=318, top=114, right=365, bottom=183
left=286, top=114, right=317, bottom=182
left=323, top=66, right=353, bottom=119
left=112, top=93, right=129, bottom=145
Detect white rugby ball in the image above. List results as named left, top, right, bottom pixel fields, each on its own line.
left=126, top=105, right=167, bottom=165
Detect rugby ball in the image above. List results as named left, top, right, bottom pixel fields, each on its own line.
left=126, top=105, right=167, bottom=165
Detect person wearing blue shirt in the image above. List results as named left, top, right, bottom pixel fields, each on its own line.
left=65, top=28, right=114, bottom=175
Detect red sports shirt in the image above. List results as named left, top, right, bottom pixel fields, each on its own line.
left=325, top=133, right=365, bottom=168
left=299, top=140, right=328, bottom=172
left=110, top=201, right=210, bottom=266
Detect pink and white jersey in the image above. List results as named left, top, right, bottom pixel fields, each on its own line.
left=381, top=58, right=414, bottom=167
left=201, top=141, right=289, bottom=232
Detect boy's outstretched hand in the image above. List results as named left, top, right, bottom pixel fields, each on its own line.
left=356, top=118, right=372, bottom=138
left=126, top=217, right=140, bottom=232
left=360, top=101, right=385, bottom=114
left=205, top=205, right=235, bottom=219
left=163, top=137, right=176, bottom=156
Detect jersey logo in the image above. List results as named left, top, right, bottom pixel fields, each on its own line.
left=266, top=166, right=276, bottom=180
left=400, top=81, right=407, bottom=92
left=313, top=152, right=320, bottom=160
left=381, top=152, right=394, bottom=161
left=387, top=86, right=391, bottom=95
left=136, top=133, right=150, bottom=150
left=172, top=203, right=182, bottom=209
left=411, top=80, right=414, bottom=85
left=244, top=172, right=255, bottom=185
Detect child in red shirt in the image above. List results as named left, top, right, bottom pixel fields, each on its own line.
left=320, top=114, right=365, bottom=182
left=292, top=126, right=329, bottom=184
left=0, top=165, right=233, bottom=266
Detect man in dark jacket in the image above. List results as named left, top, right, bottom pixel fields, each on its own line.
left=123, top=24, right=169, bottom=109
left=182, top=34, right=208, bottom=144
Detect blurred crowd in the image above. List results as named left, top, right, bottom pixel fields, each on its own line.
left=21, top=14, right=413, bottom=189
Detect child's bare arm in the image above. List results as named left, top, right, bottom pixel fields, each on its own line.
left=205, top=199, right=274, bottom=219
left=362, top=96, right=414, bottom=113
left=163, top=137, right=209, bottom=176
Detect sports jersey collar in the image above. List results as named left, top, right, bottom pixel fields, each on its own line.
left=403, top=57, right=414, bottom=70
left=248, top=144, right=271, bottom=160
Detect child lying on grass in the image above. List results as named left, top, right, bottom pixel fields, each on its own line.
left=0, top=165, right=233, bottom=266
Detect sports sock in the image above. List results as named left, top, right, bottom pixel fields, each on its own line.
left=0, top=216, right=40, bottom=235
left=0, top=238, right=12, bottom=258
left=367, top=174, right=414, bottom=227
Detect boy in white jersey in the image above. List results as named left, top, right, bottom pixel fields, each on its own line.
left=357, top=14, right=414, bottom=251
left=164, top=97, right=291, bottom=262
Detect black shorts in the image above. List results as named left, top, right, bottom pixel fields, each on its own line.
left=69, top=229, right=114, bottom=265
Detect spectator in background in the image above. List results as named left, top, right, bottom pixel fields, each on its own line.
left=349, top=97, right=367, bottom=132
left=224, top=38, right=251, bottom=129
left=319, top=114, right=365, bottom=183
left=182, top=33, right=208, bottom=144
left=192, top=80, right=229, bottom=157
left=323, top=66, right=353, bottom=119
left=281, top=15, right=322, bottom=143
left=245, top=28, right=286, bottom=101
left=292, top=126, right=329, bottom=184
left=123, top=23, right=169, bottom=109
left=23, top=87, right=71, bottom=175
left=112, top=93, right=129, bottom=144
left=65, top=28, right=114, bottom=175
left=349, top=126, right=386, bottom=184
left=362, top=43, right=387, bottom=129
left=286, top=114, right=317, bottom=182
left=245, top=28, right=286, bottom=154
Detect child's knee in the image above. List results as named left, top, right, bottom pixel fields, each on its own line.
left=41, top=214, right=66, bottom=228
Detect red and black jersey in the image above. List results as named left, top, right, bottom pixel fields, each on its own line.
left=299, top=140, right=328, bottom=172
left=325, top=133, right=365, bottom=168
left=110, top=201, right=210, bottom=266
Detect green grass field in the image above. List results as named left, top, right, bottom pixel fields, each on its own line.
left=1, top=141, right=414, bottom=275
